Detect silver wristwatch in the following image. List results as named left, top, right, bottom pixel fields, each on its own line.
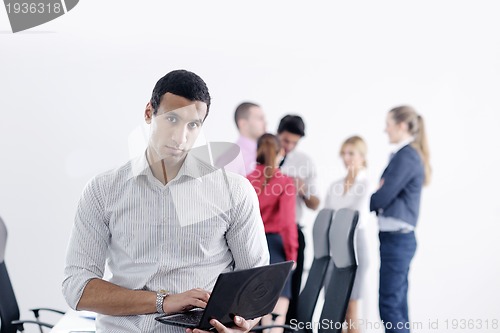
left=156, top=290, right=170, bottom=314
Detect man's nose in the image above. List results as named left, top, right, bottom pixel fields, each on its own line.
left=171, top=125, right=188, bottom=147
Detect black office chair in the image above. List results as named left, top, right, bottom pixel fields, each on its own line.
left=251, top=208, right=335, bottom=333
left=319, top=208, right=359, bottom=333
left=0, top=216, right=65, bottom=333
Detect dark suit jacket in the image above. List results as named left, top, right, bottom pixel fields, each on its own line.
left=370, top=145, right=424, bottom=227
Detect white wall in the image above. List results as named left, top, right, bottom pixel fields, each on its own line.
left=1, top=1, right=499, bottom=332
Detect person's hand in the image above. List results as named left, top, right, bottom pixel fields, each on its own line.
left=378, top=178, right=385, bottom=189
left=163, top=288, right=211, bottom=314
left=187, top=315, right=253, bottom=333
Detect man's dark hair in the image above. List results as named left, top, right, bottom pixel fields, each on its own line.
left=150, top=69, right=211, bottom=120
left=234, top=102, right=260, bottom=129
left=277, top=115, right=305, bottom=136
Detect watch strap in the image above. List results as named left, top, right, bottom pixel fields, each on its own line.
left=156, top=290, right=170, bottom=314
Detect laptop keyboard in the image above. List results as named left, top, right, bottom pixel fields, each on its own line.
left=162, top=309, right=204, bottom=325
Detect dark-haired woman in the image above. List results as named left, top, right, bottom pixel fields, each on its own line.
left=247, top=133, right=298, bottom=333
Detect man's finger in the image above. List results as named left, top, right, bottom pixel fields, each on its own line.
left=192, top=298, right=208, bottom=308
left=191, top=289, right=211, bottom=302
left=233, top=316, right=250, bottom=330
left=210, top=319, right=229, bottom=333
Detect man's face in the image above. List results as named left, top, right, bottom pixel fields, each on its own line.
left=145, top=92, right=207, bottom=165
left=278, top=131, right=302, bottom=155
left=240, top=106, right=266, bottom=140
left=246, top=106, right=266, bottom=140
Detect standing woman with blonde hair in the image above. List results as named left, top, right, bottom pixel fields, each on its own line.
left=247, top=133, right=298, bottom=333
left=370, top=106, right=431, bottom=333
left=324, top=135, right=372, bottom=333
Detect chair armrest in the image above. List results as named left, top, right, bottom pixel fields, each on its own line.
left=11, top=319, right=54, bottom=331
left=30, top=307, right=66, bottom=318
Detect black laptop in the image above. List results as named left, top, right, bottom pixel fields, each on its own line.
left=155, top=261, right=293, bottom=330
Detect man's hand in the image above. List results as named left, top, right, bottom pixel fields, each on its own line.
left=187, top=316, right=259, bottom=333
left=294, top=177, right=320, bottom=210
left=294, top=177, right=306, bottom=197
left=164, top=288, right=211, bottom=314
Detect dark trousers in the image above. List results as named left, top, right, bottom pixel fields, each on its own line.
left=285, top=225, right=304, bottom=324
left=379, top=231, right=417, bottom=333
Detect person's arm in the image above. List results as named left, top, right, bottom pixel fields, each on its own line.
left=217, top=177, right=270, bottom=332
left=280, top=178, right=298, bottom=262
left=323, top=183, right=334, bottom=210
left=303, top=194, right=320, bottom=210
left=63, top=177, right=210, bottom=316
left=62, top=176, right=111, bottom=311
left=350, top=177, right=371, bottom=212
left=370, top=155, right=415, bottom=212
left=295, top=177, right=320, bottom=210
left=78, top=279, right=210, bottom=316
left=300, top=157, right=320, bottom=210
left=226, top=178, right=270, bottom=269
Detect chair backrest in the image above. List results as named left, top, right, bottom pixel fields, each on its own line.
left=0, top=216, right=21, bottom=333
left=295, top=208, right=334, bottom=332
left=0, top=216, right=6, bottom=263
left=319, top=208, right=358, bottom=333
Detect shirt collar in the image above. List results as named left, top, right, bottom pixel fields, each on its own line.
left=177, top=152, right=205, bottom=182
left=236, top=135, right=257, bottom=150
left=127, top=150, right=205, bottom=183
left=282, top=148, right=297, bottom=163
left=129, top=151, right=150, bottom=180
left=392, top=137, right=414, bottom=154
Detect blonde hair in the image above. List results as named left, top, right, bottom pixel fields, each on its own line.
left=339, top=135, right=368, bottom=168
left=389, top=105, right=431, bottom=186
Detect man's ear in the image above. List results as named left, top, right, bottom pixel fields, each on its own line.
left=237, top=118, right=246, bottom=131
left=399, top=121, right=409, bottom=133
left=145, top=102, right=153, bottom=124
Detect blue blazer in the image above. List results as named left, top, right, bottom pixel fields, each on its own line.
left=370, top=145, right=424, bottom=227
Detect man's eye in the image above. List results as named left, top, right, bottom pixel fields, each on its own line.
left=166, top=116, right=177, bottom=123
left=188, top=122, right=199, bottom=129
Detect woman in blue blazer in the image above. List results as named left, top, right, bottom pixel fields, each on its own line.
left=370, top=106, right=431, bottom=333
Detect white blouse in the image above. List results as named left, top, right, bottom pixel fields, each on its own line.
left=324, top=169, right=372, bottom=229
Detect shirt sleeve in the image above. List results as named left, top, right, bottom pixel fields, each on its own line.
left=62, top=176, right=110, bottom=310
left=350, top=177, right=373, bottom=228
left=304, top=157, right=319, bottom=198
left=323, top=182, right=335, bottom=210
left=350, top=178, right=371, bottom=212
left=370, top=155, right=415, bottom=212
left=226, top=177, right=270, bottom=270
left=279, top=178, right=298, bottom=262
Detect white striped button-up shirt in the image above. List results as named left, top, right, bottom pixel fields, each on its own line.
left=63, top=150, right=269, bottom=332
